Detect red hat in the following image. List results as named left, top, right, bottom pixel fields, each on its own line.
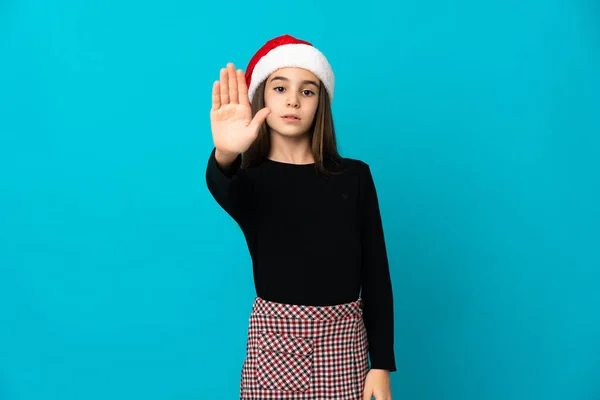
left=244, top=34, right=335, bottom=103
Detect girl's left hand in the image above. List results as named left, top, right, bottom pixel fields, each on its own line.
left=362, top=369, right=392, bottom=400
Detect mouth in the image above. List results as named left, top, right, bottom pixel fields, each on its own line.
left=281, top=114, right=300, bottom=123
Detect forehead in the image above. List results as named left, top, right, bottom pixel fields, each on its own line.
left=267, top=67, right=320, bottom=83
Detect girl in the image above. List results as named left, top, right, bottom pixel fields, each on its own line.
left=206, top=34, right=396, bottom=400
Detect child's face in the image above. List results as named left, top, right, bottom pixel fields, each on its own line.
left=263, top=67, right=320, bottom=138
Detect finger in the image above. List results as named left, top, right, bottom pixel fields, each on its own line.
left=237, top=69, right=250, bottom=106
left=211, top=81, right=221, bottom=111
left=248, top=107, right=270, bottom=132
left=220, top=67, right=229, bottom=105
left=227, top=63, right=239, bottom=104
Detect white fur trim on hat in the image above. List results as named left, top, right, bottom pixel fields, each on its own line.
left=247, top=43, right=334, bottom=103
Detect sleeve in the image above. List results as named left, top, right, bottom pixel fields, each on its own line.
left=359, top=162, right=397, bottom=372
left=205, top=147, right=251, bottom=224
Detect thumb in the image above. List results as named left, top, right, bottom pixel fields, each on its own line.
left=248, top=107, right=271, bottom=132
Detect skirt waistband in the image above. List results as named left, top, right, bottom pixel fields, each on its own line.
left=251, top=296, right=363, bottom=321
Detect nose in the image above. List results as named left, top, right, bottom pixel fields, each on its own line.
left=286, top=93, right=300, bottom=108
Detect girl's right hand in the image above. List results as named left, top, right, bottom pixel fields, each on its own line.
left=210, top=63, right=271, bottom=158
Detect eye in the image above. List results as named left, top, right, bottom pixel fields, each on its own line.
left=272, top=87, right=315, bottom=96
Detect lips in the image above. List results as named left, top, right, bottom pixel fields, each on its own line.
left=282, top=114, right=301, bottom=120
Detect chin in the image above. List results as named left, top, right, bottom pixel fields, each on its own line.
left=271, top=123, right=311, bottom=136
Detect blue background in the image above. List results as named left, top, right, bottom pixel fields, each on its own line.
left=1, top=0, right=599, bottom=399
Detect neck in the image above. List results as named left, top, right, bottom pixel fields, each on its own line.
left=268, top=130, right=314, bottom=164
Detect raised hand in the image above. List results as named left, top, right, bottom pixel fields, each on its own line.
left=210, top=63, right=271, bottom=158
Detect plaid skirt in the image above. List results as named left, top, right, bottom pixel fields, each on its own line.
left=240, top=296, right=370, bottom=399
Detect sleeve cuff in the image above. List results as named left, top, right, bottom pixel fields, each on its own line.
left=369, top=352, right=397, bottom=372
left=207, top=147, right=242, bottom=181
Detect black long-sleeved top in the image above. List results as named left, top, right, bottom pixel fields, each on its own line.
left=205, top=147, right=396, bottom=372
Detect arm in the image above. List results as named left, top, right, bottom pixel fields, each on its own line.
left=205, top=147, right=251, bottom=224
left=359, top=162, right=397, bottom=372
left=206, top=62, right=270, bottom=224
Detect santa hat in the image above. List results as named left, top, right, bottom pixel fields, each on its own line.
left=244, top=34, right=334, bottom=103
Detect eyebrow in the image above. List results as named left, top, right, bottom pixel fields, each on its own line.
left=269, top=76, right=320, bottom=87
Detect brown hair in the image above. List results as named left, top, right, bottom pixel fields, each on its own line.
left=241, top=80, right=345, bottom=177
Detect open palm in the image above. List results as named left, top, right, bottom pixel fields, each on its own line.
left=210, top=63, right=270, bottom=156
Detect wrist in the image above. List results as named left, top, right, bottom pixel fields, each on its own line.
left=215, top=148, right=239, bottom=168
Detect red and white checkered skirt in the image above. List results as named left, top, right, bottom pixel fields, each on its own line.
left=240, top=296, right=370, bottom=399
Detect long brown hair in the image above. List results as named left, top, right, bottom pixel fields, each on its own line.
left=241, top=79, right=345, bottom=177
